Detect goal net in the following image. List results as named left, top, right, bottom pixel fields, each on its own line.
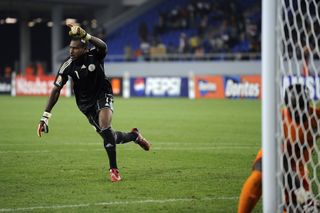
left=276, top=0, right=320, bottom=212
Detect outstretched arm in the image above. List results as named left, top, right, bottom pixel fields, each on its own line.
left=44, top=86, right=62, bottom=113
left=37, top=86, right=62, bottom=137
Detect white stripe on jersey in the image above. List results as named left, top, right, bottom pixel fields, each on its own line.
left=59, top=58, right=72, bottom=74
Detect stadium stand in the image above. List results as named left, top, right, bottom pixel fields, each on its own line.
left=106, top=0, right=261, bottom=62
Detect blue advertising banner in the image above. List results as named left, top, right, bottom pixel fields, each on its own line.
left=130, top=77, right=189, bottom=97
left=223, top=75, right=261, bottom=99
left=282, top=75, right=320, bottom=100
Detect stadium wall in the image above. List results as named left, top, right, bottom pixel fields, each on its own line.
left=2, top=61, right=263, bottom=99
left=105, top=61, right=261, bottom=77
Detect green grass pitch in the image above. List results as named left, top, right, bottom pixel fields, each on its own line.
left=0, top=96, right=262, bottom=212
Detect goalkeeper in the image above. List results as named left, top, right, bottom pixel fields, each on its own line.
left=37, top=24, right=151, bottom=182
left=238, top=84, right=320, bottom=212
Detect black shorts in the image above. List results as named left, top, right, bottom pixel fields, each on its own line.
left=83, top=93, right=114, bottom=132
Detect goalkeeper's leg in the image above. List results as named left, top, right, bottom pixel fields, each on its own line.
left=100, top=127, right=117, bottom=169
left=238, top=170, right=262, bottom=213
left=87, top=109, right=148, bottom=147
left=114, top=130, right=138, bottom=144
left=115, top=128, right=150, bottom=151
left=98, top=108, right=117, bottom=170
left=238, top=151, right=262, bottom=213
left=97, top=108, right=122, bottom=182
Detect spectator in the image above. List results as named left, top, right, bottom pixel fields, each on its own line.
left=189, top=35, right=200, bottom=52
left=140, top=39, right=151, bottom=60
left=25, top=65, right=34, bottom=76
left=134, top=48, right=143, bottom=61
left=124, top=43, right=133, bottom=61
left=4, top=66, right=12, bottom=79
left=36, top=63, right=45, bottom=76
left=194, top=45, right=205, bottom=60
left=166, top=42, right=177, bottom=60
left=178, top=33, right=189, bottom=54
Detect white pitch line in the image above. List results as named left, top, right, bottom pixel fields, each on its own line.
left=149, top=147, right=256, bottom=150
left=0, top=150, right=49, bottom=154
left=0, top=197, right=238, bottom=212
left=0, top=142, right=258, bottom=147
left=0, top=146, right=256, bottom=154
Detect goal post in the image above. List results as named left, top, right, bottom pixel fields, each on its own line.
left=262, top=0, right=278, bottom=212
left=263, top=0, right=320, bottom=212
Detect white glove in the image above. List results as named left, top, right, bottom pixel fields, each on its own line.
left=295, top=187, right=312, bottom=204
left=37, top=112, right=52, bottom=137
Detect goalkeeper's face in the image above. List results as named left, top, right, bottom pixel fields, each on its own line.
left=69, top=40, right=87, bottom=60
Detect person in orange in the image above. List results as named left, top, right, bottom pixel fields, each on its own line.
left=237, top=84, right=320, bottom=212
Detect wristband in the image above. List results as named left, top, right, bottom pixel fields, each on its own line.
left=42, top=112, right=52, bottom=118
left=85, top=33, right=92, bottom=41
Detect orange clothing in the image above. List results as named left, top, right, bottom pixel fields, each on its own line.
left=254, top=149, right=262, bottom=163
left=242, top=106, right=320, bottom=212
left=253, top=107, right=320, bottom=177
left=282, top=107, right=320, bottom=183
left=237, top=170, right=262, bottom=213
left=282, top=107, right=320, bottom=207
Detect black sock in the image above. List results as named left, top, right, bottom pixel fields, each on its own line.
left=100, top=127, right=117, bottom=169
left=115, top=131, right=138, bottom=144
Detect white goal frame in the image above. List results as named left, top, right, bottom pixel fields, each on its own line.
left=262, top=0, right=279, bottom=212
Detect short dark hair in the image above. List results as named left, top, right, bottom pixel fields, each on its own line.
left=71, top=38, right=88, bottom=48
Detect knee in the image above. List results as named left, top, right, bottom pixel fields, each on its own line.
left=100, top=124, right=111, bottom=130
left=98, top=108, right=112, bottom=129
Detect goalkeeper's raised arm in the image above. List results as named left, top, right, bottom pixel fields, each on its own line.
left=88, top=34, right=108, bottom=55
left=68, top=24, right=107, bottom=56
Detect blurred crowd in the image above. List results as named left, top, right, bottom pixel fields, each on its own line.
left=123, top=0, right=261, bottom=61
left=0, top=66, right=12, bottom=80
left=0, top=63, right=46, bottom=79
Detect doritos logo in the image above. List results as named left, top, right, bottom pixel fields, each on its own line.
left=225, top=79, right=260, bottom=98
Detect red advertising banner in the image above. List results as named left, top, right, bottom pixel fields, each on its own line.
left=194, top=76, right=224, bottom=99
left=195, top=75, right=261, bottom=99
left=15, top=75, right=69, bottom=96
